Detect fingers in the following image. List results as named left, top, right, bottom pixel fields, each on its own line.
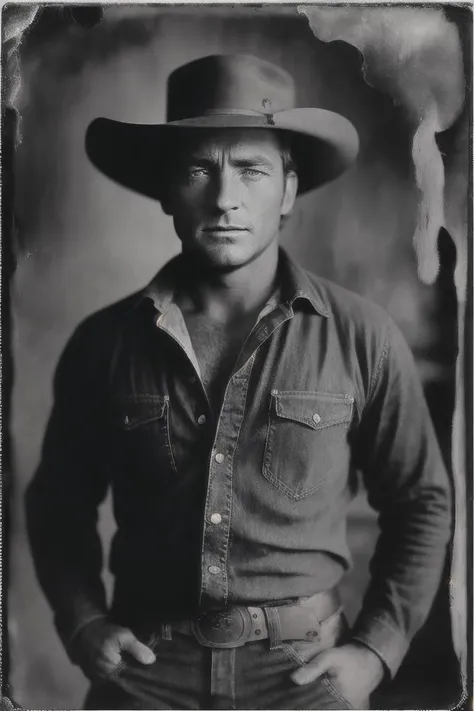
left=120, top=631, right=156, bottom=665
left=291, top=650, right=334, bottom=685
left=101, top=643, right=123, bottom=668
left=77, top=624, right=157, bottom=680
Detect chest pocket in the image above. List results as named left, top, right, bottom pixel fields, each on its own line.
left=263, top=390, right=353, bottom=501
left=112, top=395, right=177, bottom=476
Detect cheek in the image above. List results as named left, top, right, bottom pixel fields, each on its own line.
left=172, top=189, right=206, bottom=222
left=246, top=187, right=284, bottom=227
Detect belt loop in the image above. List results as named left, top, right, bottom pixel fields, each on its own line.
left=263, top=607, right=283, bottom=650
left=160, top=622, right=172, bottom=640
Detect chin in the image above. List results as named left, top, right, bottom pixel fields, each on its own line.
left=191, top=241, right=256, bottom=271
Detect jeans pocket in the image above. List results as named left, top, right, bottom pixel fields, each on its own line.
left=281, top=610, right=349, bottom=667
left=263, top=390, right=353, bottom=501
left=105, top=658, right=128, bottom=681
left=321, top=675, right=356, bottom=710
left=281, top=638, right=324, bottom=666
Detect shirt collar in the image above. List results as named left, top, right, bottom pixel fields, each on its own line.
left=133, top=248, right=331, bottom=318
left=141, top=253, right=182, bottom=313
left=278, top=249, right=331, bottom=317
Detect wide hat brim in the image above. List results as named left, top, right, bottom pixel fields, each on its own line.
left=85, top=108, right=359, bottom=199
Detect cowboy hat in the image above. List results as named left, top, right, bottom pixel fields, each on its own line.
left=85, top=54, right=359, bottom=198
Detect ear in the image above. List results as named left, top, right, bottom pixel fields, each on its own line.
left=281, top=172, right=298, bottom=216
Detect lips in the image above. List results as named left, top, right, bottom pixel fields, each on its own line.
left=202, top=226, right=248, bottom=232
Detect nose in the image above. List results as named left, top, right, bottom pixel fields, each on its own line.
left=213, top=169, right=240, bottom=213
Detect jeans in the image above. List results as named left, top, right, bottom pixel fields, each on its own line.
left=84, top=617, right=369, bottom=710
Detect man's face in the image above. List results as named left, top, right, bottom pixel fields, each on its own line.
left=162, top=129, right=298, bottom=269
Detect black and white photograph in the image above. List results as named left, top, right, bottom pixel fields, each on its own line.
left=2, top=4, right=472, bottom=710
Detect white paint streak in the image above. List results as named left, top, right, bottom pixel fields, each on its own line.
left=298, top=5, right=465, bottom=288
left=3, top=5, right=41, bottom=142
left=450, top=304, right=468, bottom=688
left=412, top=108, right=445, bottom=284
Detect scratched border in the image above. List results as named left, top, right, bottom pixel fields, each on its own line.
left=1, top=3, right=471, bottom=709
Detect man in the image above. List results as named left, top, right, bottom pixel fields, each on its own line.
left=26, top=54, right=452, bottom=710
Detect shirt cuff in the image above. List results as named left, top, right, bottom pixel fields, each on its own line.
left=68, top=613, right=110, bottom=644
left=349, top=615, right=410, bottom=679
left=55, top=611, right=110, bottom=662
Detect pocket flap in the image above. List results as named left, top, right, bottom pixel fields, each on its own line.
left=272, top=390, right=353, bottom=430
left=116, top=396, right=167, bottom=430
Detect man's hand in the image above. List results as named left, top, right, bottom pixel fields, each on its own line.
left=70, top=618, right=156, bottom=680
left=291, top=642, right=385, bottom=707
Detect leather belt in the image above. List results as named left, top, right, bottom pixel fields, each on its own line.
left=169, top=589, right=342, bottom=649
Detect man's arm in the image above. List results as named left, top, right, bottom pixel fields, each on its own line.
left=26, top=321, right=158, bottom=678
left=292, top=314, right=452, bottom=702
left=25, top=324, right=110, bottom=654
left=348, top=315, right=453, bottom=678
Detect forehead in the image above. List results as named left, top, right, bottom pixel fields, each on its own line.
left=177, top=128, right=282, bottom=159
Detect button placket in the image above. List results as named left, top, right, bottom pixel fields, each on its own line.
left=199, top=308, right=290, bottom=608
left=199, top=356, right=256, bottom=608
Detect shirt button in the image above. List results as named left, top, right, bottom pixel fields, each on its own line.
left=312, top=413, right=321, bottom=424
left=208, top=565, right=221, bottom=575
left=197, top=414, right=207, bottom=425
left=210, top=513, right=222, bottom=525
left=189, top=376, right=197, bottom=385
left=215, top=453, right=225, bottom=464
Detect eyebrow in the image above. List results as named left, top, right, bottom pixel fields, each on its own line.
left=184, top=154, right=277, bottom=169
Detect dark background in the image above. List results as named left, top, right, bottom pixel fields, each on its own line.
left=4, top=6, right=468, bottom=709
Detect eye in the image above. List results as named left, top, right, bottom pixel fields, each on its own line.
left=241, top=168, right=266, bottom=178
left=189, top=167, right=209, bottom=178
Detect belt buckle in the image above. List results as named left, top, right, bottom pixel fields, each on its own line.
left=192, top=607, right=252, bottom=648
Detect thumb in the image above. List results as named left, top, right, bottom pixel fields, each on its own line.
left=120, top=634, right=156, bottom=665
left=291, top=650, right=333, bottom=686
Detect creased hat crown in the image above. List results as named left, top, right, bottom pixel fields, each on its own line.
left=167, top=54, right=296, bottom=121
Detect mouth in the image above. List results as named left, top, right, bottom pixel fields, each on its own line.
left=202, top=226, right=249, bottom=234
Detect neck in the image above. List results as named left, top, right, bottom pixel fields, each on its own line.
left=178, top=243, right=280, bottom=321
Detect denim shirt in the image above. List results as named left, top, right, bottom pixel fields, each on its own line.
left=26, top=249, right=452, bottom=678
